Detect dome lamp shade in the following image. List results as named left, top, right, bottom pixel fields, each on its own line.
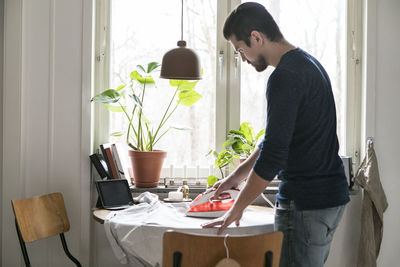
left=160, top=0, right=201, bottom=80
left=160, top=40, right=201, bottom=80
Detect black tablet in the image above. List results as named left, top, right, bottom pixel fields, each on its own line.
left=95, top=179, right=135, bottom=210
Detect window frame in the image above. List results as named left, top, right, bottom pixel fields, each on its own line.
left=93, top=0, right=111, bottom=151
left=346, top=0, right=363, bottom=166
left=93, top=0, right=363, bottom=181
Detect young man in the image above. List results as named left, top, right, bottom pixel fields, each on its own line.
left=201, top=2, right=350, bottom=267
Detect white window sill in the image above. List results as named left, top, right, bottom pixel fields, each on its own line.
left=130, top=184, right=279, bottom=194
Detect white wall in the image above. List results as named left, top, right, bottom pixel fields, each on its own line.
left=373, top=0, right=400, bottom=266
left=0, top=0, right=4, bottom=264
left=2, top=0, right=92, bottom=266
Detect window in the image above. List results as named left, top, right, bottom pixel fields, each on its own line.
left=94, top=0, right=362, bottom=181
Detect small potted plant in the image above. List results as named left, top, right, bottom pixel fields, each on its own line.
left=206, top=149, right=234, bottom=187
left=206, top=122, right=265, bottom=187
left=223, top=122, right=265, bottom=161
left=91, top=62, right=201, bottom=187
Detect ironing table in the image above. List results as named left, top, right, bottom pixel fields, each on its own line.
left=97, top=193, right=275, bottom=267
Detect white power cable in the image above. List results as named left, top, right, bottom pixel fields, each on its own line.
left=223, top=234, right=230, bottom=259
left=260, top=193, right=274, bottom=208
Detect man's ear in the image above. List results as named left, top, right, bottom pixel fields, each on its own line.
left=250, top=30, right=263, bottom=45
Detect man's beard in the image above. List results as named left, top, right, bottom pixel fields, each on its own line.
left=250, top=54, right=268, bottom=72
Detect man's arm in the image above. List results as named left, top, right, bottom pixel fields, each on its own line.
left=202, top=168, right=270, bottom=234
left=226, top=147, right=261, bottom=182
left=209, top=147, right=261, bottom=199
left=253, top=69, right=303, bottom=181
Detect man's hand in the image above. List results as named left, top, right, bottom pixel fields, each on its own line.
left=209, top=177, right=240, bottom=201
left=201, top=169, right=271, bottom=235
left=201, top=208, right=244, bottom=235
left=210, top=148, right=261, bottom=200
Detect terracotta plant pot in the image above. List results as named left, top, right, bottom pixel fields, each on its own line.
left=128, top=149, right=167, bottom=188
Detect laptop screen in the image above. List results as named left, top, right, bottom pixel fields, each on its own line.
left=96, top=179, right=134, bottom=209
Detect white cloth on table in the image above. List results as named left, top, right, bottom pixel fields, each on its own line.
left=104, top=192, right=274, bottom=267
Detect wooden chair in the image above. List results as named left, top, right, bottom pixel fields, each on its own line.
left=11, top=192, right=81, bottom=267
left=162, top=231, right=283, bottom=267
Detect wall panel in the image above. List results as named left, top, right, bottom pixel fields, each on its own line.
left=374, top=0, right=400, bottom=266
left=2, top=0, right=92, bottom=266
left=0, top=0, right=4, bottom=263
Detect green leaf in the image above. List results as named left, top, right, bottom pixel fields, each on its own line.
left=104, top=103, right=125, bottom=112
left=136, top=65, right=146, bottom=73
left=116, top=84, right=126, bottom=91
left=130, top=70, right=155, bottom=84
left=169, top=79, right=183, bottom=87
left=110, top=131, right=124, bottom=137
left=178, top=81, right=199, bottom=91
left=207, top=175, right=218, bottom=187
left=130, top=70, right=142, bottom=81
left=228, top=129, right=245, bottom=137
left=233, top=142, right=253, bottom=153
left=206, top=150, right=219, bottom=160
left=213, top=151, right=219, bottom=158
left=231, top=142, right=245, bottom=154
left=227, top=132, right=248, bottom=145
left=169, top=125, right=192, bottom=131
left=255, top=128, right=266, bottom=140
left=147, top=62, right=160, bottom=73
left=91, top=89, right=121, bottom=103
left=222, top=139, right=237, bottom=149
left=242, top=143, right=254, bottom=151
left=129, top=93, right=143, bottom=108
left=169, top=79, right=198, bottom=91
left=116, top=85, right=127, bottom=98
left=206, top=150, right=213, bottom=157
left=215, top=149, right=233, bottom=168
left=240, top=122, right=255, bottom=144
left=177, top=89, right=202, bottom=106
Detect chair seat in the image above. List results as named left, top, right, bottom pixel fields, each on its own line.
left=162, top=230, right=283, bottom=267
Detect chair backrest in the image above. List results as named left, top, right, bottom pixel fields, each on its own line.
left=11, top=192, right=70, bottom=243
left=162, top=231, right=283, bottom=267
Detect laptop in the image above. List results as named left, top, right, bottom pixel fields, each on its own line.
left=95, top=179, right=136, bottom=210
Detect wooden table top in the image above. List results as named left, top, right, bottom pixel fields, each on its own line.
left=92, top=209, right=112, bottom=224
left=92, top=205, right=273, bottom=224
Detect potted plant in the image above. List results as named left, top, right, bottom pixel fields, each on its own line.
left=223, top=122, right=265, bottom=161
left=91, top=62, right=201, bottom=187
left=206, top=149, right=234, bottom=187
left=206, top=122, right=265, bottom=187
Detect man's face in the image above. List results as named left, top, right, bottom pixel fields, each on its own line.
left=229, top=34, right=268, bottom=72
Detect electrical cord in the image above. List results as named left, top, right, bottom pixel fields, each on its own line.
left=260, top=193, right=275, bottom=208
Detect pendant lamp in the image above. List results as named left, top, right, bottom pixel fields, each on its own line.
left=160, top=0, right=201, bottom=80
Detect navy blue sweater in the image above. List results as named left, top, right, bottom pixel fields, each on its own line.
left=253, top=48, right=350, bottom=210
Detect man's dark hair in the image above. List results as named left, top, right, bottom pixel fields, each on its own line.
left=223, top=2, right=283, bottom=46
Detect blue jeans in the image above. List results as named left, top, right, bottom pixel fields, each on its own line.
left=274, top=200, right=345, bottom=267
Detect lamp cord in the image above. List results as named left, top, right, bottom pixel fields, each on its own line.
left=181, top=0, right=183, bottom=40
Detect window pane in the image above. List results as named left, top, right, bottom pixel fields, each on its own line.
left=240, top=0, right=346, bottom=155
left=109, top=0, right=217, bottom=167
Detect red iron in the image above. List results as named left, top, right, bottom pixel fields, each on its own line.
left=185, top=186, right=242, bottom=218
